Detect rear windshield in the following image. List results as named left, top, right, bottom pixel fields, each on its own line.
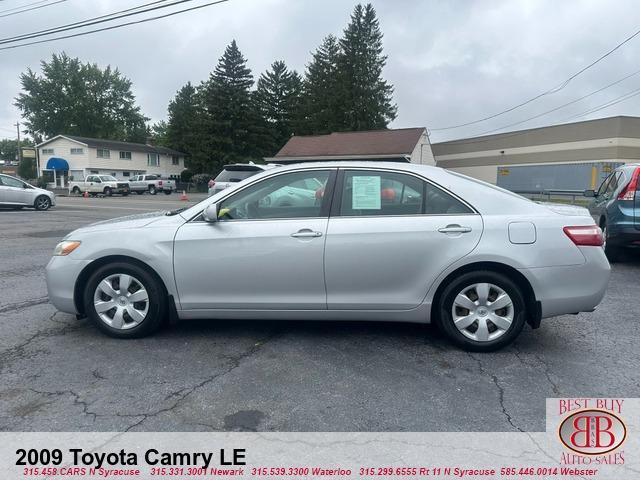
left=215, top=168, right=259, bottom=183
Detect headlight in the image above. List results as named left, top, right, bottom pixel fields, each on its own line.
left=53, top=240, right=81, bottom=256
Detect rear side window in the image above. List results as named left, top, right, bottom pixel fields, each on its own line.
left=215, top=168, right=260, bottom=183
left=339, top=170, right=472, bottom=216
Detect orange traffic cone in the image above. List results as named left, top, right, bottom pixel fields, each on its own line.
left=180, top=190, right=188, bottom=201
left=83, top=190, right=89, bottom=198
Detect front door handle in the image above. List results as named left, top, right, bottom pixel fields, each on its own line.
left=291, top=229, right=323, bottom=238
left=438, top=225, right=472, bottom=234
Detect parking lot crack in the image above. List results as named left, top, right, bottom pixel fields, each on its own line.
left=467, top=352, right=524, bottom=432
left=123, top=330, right=282, bottom=432
left=0, top=296, right=49, bottom=315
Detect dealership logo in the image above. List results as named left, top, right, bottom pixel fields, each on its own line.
left=558, top=409, right=627, bottom=455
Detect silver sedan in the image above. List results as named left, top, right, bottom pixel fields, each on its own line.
left=46, top=162, right=610, bottom=351
left=0, top=174, right=55, bottom=210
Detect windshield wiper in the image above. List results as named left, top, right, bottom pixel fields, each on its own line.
left=165, top=207, right=187, bottom=216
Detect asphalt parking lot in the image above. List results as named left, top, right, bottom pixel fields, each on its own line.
left=1, top=194, right=639, bottom=432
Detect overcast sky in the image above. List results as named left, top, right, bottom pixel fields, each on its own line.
left=1, top=0, right=640, bottom=143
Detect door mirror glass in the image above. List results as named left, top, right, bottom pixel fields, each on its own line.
left=203, top=203, right=219, bottom=223
left=584, top=189, right=595, bottom=197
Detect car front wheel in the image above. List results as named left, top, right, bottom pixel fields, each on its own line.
left=83, top=262, right=166, bottom=338
left=34, top=195, right=51, bottom=211
left=164, top=190, right=172, bottom=195
left=104, top=187, right=112, bottom=196
left=438, top=271, right=526, bottom=352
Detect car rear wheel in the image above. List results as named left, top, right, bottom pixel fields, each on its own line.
left=438, top=271, right=526, bottom=352
left=83, top=262, right=166, bottom=338
left=34, top=195, right=51, bottom=211
left=164, top=190, right=172, bottom=195
left=602, top=224, right=622, bottom=262
left=149, top=186, right=157, bottom=195
left=72, top=186, right=81, bottom=194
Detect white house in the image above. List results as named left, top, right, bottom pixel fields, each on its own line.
left=37, top=134, right=186, bottom=187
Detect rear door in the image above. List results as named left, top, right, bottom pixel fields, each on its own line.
left=0, top=175, right=31, bottom=205
left=324, top=168, right=483, bottom=310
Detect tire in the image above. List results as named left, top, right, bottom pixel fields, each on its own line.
left=83, top=261, right=166, bottom=339
left=602, top=224, right=622, bottom=263
left=149, top=186, right=157, bottom=195
left=104, top=187, right=112, bottom=197
left=136, top=191, right=144, bottom=195
left=122, top=192, right=129, bottom=197
left=72, top=186, right=81, bottom=195
left=164, top=190, right=172, bottom=195
left=34, top=195, right=51, bottom=211
left=437, top=270, right=526, bottom=352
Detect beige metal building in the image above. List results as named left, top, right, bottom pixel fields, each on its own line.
left=432, top=116, right=640, bottom=185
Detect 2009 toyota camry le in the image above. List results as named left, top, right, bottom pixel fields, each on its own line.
left=46, top=162, right=611, bottom=351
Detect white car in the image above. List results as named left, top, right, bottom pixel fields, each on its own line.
left=209, top=163, right=280, bottom=196
left=0, top=173, right=55, bottom=210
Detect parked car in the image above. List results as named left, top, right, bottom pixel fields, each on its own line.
left=0, top=173, right=55, bottom=210
left=46, top=162, right=610, bottom=351
left=129, top=174, right=175, bottom=195
left=69, top=175, right=130, bottom=196
left=585, top=163, right=640, bottom=261
left=208, top=163, right=279, bottom=196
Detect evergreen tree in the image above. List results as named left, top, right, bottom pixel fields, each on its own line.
left=338, top=3, right=397, bottom=130
left=301, top=35, right=343, bottom=134
left=198, top=40, right=261, bottom=172
left=165, top=82, right=198, bottom=166
left=254, top=61, right=303, bottom=152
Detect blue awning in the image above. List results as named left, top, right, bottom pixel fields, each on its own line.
left=45, top=157, right=69, bottom=171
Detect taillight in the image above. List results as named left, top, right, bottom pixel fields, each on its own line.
left=617, top=167, right=640, bottom=201
left=158, top=180, right=163, bottom=186
left=563, top=225, right=604, bottom=246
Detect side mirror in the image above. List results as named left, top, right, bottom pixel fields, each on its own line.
left=584, top=189, right=596, bottom=198
left=203, top=203, right=219, bottom=223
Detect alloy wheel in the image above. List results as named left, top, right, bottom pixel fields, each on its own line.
left=451, top=282, right=514, bottom=342
left=93, top=273, right=149, bottom=330
left=36, top=197, right=50, bottom=210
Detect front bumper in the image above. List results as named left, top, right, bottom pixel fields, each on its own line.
left=519, top=246, right=611, bottom=319
left=45, top=256, right=91, bottom=314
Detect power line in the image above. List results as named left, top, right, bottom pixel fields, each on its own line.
left=0, top=0, right=49, bottom=15
left=430, top=25, right=640, bottom=131
left=0, top=0, right=176, bottom=45
left=560, top=87, right=640, bottom=122
left=0, top=0, right=230, bottom=51
left=469, top=68, right=640, bottom=137
left=0, top=0, right=66, bottom=19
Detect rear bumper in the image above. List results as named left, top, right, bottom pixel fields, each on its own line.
left=519, top=247, right=611, bottom=319
left=607, top=225, right=640, bottom=247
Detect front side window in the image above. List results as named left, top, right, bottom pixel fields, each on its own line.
left=340, top=170, right=472, bottom=216
left=218, top=170, right=331, bottom=220
left=0, top=175, right=25, bottom=188
left=99, top=175, right=117, bottom=182
left=147, top=153, right=159, bottom=166
left=97, top=148, right=110, bottom=158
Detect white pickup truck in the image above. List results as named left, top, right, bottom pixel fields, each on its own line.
left=69, top=175, right=130, bottom=196
left=129, top=174, right=175, bottom=195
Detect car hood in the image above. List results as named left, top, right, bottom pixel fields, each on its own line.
left=66, top=211, right=169, bottom=237
left=540, top=202, right=591, bottom=217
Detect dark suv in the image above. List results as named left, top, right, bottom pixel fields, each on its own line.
left=586, top=163, right=640, bottom=261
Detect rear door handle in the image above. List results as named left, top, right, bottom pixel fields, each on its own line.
left=438, top=225, right=472, bottom=234
left=291, top=229, right=323, bottom=238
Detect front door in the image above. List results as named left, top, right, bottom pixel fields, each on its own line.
left=324, top=169, right=483, bottom=310
left=0, top=175, right=31, bottom=205
left=173, top=169, right=336, bottom=310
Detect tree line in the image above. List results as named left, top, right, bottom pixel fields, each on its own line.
left=13, top=3, right=396, bottom=176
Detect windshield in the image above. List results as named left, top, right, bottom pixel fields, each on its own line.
left=99, top=175, right=117, bottom=182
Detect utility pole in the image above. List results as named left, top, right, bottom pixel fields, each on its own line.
left=15, top=121, right=22, bottom=164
